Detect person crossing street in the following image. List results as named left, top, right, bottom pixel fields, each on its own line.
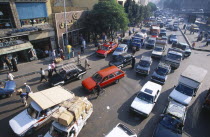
left=39, top=68, right=47, bottom=82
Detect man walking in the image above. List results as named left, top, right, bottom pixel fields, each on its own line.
left=11, top=57, right=18, bottom=72
left=192, top=42, right=196, bottom=49
left=7, top=72, right=14, bottom=81
left=206, top=40, right=209, bottom=46
left=132, top=46, right=136, bottom=55
left=131, top=56, right=136, bottom=69
left=52, top=49, right=56, bottom=61
left=85, top=58, right=91, bottom=69
left=66, top=45, right=71, bottom=59
left=51, top=61, right=57, bottom=73
left=81, top=43, right=84, bottom=54
left=4, top=56, right=12, bottom=71
left=40, top=68, right=47, bottom=82
left=48, top=64, right=53, bottom=79
left=82, top=39, right=86, bottom=49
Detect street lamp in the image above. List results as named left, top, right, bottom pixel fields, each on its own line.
left=63, top=0, right=69, bottom=48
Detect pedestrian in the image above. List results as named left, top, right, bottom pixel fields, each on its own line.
left=132, top=46, right=136, bottom=55
left=95, top=83, right=101, bottom=97
left=133, top=27, right=135, bottom=33
left=204, top=32, right=208, bottom=39
left=102, top=33, right=107, bottom=42
left=48, top=64, right=53, bottom=78
left=51, top=61, right=57, bottom=73
left=82, top=39, right=86, bottom=49
left=24, top=83, right=32, bottom=98
left=183, top=24, right=186, bottom=30
left=59, top=48, right=64, bottom=60
left=85, top=58, right=91, bottom=69
left=81, top=43, right=84, bottom=54
left=52, top=49, right=56, bottom=61
left=66, top=45, right=71, bottom=59
left=20, top=93, right=27, bottom=107
left=131, top=56, right=136, bottom=69
left=192, top=42, right=196, bottom=49
left=45, top=49, right=49, bottom=57
left=7, top=72, right=14, bottom=81
left=4, top=56, right=12, bottom=71
left=129, top=30, right=132, bottom=36
left=184, top=28, right=187, bottom=34
left=77, top=52, right=81, bottom=65
left=118, top=35, right=122, bottom=43
left=197, top=35, right=200, bottom=42
left=39, top=68, right=47, bottom=82
left=11, top=57, right=18, bottom=72
left=206, top=40, right=209, bottom=46
left=72, top=48, right=75, bottom=58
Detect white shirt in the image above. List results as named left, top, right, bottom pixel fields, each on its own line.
left=7, top=73, right=14, bottom=80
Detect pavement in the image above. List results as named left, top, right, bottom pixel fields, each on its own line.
left=179, top=20, right=210, bottom=52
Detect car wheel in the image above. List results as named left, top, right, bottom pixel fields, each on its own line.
left=1, top=94, right=7, bottom=98
left=78, top=75, right=83, bottom=80
left=115, top=79, right=119, bottom=84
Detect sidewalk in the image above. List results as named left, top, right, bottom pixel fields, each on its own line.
left=0, top=44, right=96, bottom=81
left=179, top=22, right=210, bottom=52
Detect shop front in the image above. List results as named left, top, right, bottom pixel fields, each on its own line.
left=54, top=11, right=88, bottom=51
left=0, top=35, right=36, bottom=69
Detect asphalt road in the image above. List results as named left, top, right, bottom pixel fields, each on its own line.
left=1, top=26, right=210, bottom=137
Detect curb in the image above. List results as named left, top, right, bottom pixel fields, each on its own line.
left=0, top=52, right=95, bottom=82
left=179, top=27, right=210, bottom=52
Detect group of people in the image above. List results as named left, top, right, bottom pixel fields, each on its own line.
left=2, top=56, right=18, bottom=72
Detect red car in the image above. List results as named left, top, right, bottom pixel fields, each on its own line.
left=96, top=42, right=118, bottom=57
left=82, top=66, right=125, bottom=92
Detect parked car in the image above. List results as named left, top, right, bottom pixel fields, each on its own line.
left=49, top=64, right=86, bottom=87
left=159, top=28, right=166, bottom=37
left=0, top=80, right=16, bottom=98
left=130, top=81, right=162, bottom=117
left=151, top=62, right=171, bottom=85
left=153, top=101, right=187, bottom=137
left=96, top=42, right=118, bottom=57
left=164, top=48, right=183, bottom=69
left=152, top=40, right=167, bottom=59
left=167, top=24, right=174, bottom=30
left=173, top=25, right=179, bottom=31
left=82, top=66, right=125, bottom=92
left=168, top=34, right=178, bottom=44
left=113, top=44, right=128, bottom=56
left=109, top=53, right=132, bottom=69
left=135, top=56, right=152, bottom=75
left=172, top=42, right=191, bottom=57
left=131, top=37, right=142, bottom=51
left=169, top=65, right=207, bottom=106
left=106, top=123, right=137, bottom=137
left=145, top=37, right=156, bottom=49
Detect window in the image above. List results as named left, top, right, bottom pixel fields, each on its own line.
left=115, top=71, right=123, bottom=75
left=102, top=76, right=109, bottom=82
left=109, top=74, right=115, bottom=79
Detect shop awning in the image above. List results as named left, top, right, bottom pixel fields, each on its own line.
left=0, top=42, right=33, bottom=55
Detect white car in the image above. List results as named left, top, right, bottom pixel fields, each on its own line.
left=135, top=32, right=146, bottom=39
left=130, top=81, right=162, bottom=117
left=151, top=46, right=165, bottom=58
left=113, top=44, right=128, bottom=56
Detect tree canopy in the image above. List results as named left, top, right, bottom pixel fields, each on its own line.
left=85, top=0, right=129, bottom=38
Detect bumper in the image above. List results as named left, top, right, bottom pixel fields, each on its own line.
left=184, top=52, right=191, bottom=57
left=130, top=107, right=149, bottom=117
left=151, top=77, right=165, bottom=85
left=151, top=54, right=162, bottom=59
left=135, top=69, right=149, bottom=75
left=146, top=44, right=154, bottom=49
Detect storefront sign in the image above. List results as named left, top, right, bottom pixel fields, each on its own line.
left=0, top=37, right=18, bottom=48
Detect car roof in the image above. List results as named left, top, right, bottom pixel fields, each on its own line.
left=98, top=66, right=121, bottom=78
left=118, top=44, right=127, bottom=48
left=102, top=42, right=116, bottom=47
left=141, top=81, right=162, bottom=96
left=168, top=51, right=182, bottom=56
left=141, top=56, right=152, bottom=62
left=166, top=101, right=187, bottom=121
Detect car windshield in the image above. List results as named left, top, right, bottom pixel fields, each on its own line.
left=137, top=92, right=154, bottom=103
left=148, top=39, right=155, bottom=44
left=170, top=35, right=177, bottom=39
left=101, top=46, right=109, bottom=51
left=154, top=47, right=163, bottom=51
left=156, top=67, right=168, bottom=76
left=139, top=60, right=150, bottom=67
left=167, top=53, right=182, bottom=61
left=49, top=125, right=68, bottom=137
left=27, top=104, right=39, bottom=119
left=175, top=83, right=194, bottom=96
left=92, top=73, right=103, bottom=83
left=115, top=47, right=123, bottom=52
left=160, top=115, right=182, bottom=134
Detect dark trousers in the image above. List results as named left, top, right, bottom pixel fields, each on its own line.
left=81, top=47, right=84, bottom=54
left=40, top=75, right=47, bottom=82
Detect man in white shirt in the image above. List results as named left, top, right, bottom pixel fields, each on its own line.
left=7, top=72, right=14, bottom=81
left=40, top=68, right=47, bottom=82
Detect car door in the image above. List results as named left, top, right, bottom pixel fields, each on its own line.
left=100, top=76, right=109, bottom=87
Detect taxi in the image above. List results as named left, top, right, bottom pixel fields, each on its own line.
left=96, top=42, right=118, bottom=57
left=82, top=66, right=125, bottom=92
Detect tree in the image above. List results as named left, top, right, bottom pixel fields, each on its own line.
left=148, top=2, right=157, bottom=12
left=85, top=0, right=129, bottom=39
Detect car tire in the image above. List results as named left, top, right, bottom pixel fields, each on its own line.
left=78, top=75, right=83, bottom=80
left=115, top=79, right=119, bottom=84
left=1, top=94, right=7, bottom=98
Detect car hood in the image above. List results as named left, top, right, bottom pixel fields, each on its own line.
left=131, top=97, right=153, bottom=115
left=169, top=89, right=192, bottom=106
left=9, top=110, right=37, bottom=135
left=82, top=77, right=97, bottom=90
left=113, top=51, right=122, bottom=56
left=136, top=65, right=149, bottom=71
left=152, top=50, right=163, bottom=55
left=96, top=49, right=107, bottom=55
left=152, top=71, right=166, bottom=79
left=154, top=124, right=181, bottom=137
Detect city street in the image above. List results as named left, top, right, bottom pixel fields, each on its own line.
left=1, top=27, right=210, bottom=137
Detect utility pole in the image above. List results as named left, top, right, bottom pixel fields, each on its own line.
left=64, top=0, right=69, bottom=48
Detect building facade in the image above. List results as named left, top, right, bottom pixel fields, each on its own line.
left=140, top=0, right=149, bottom=6
left=181, top=0, right=210, bottom=11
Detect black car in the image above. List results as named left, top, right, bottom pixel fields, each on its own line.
left=109, top=54, right=133, bottom=69
left=49, top=64, right=86, bottom=86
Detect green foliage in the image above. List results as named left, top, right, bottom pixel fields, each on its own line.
left=163, top=0, right=182, bottom=10
left=124, top=0, right=156, bottom=25
left=85, top=0, right=129, bottom=37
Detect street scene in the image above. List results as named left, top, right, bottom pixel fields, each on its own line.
left=1, top=0, right=210, bottom=137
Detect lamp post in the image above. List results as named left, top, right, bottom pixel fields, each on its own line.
left=63, top=0, right=69, bottom=48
